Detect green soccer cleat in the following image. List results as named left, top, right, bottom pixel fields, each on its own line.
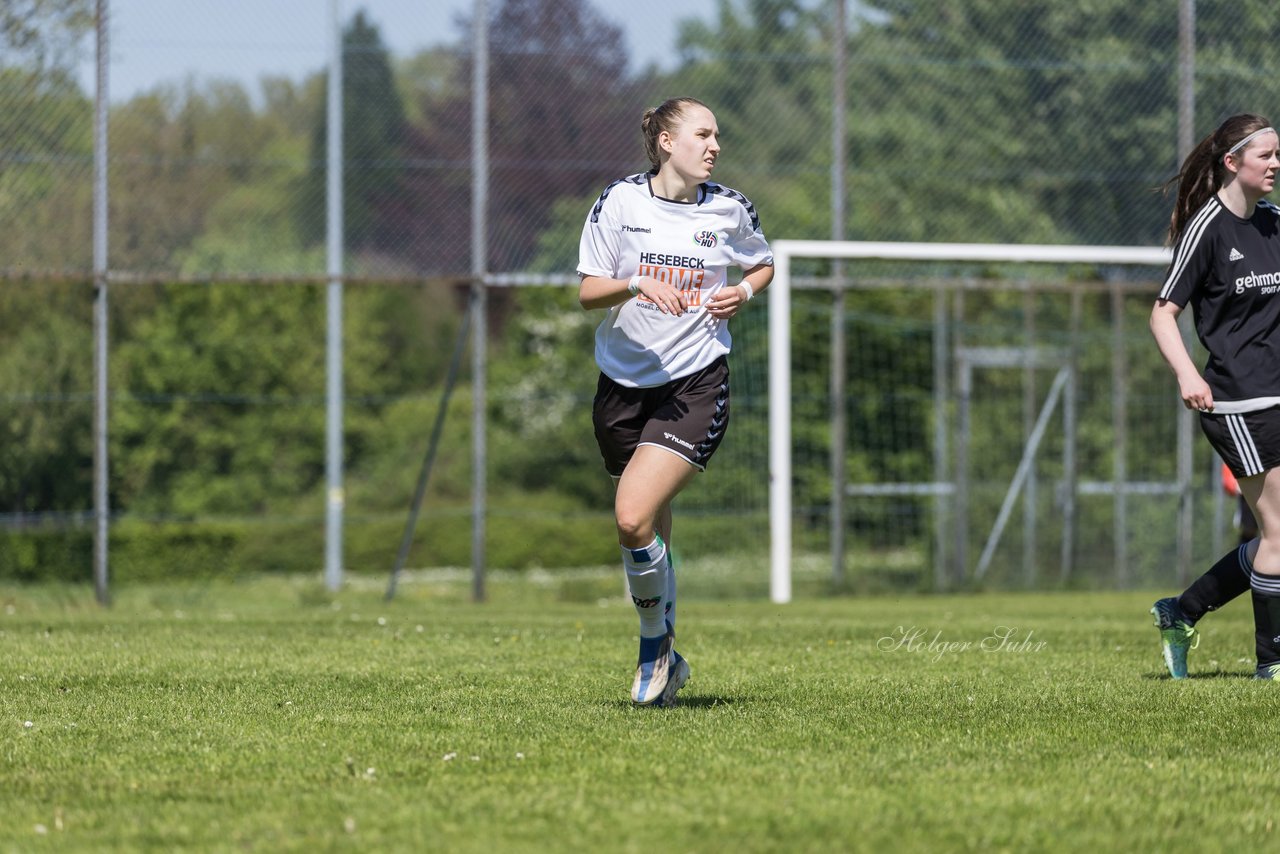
left=1150, top=597, right=1199, bottom=679
left=1256, top=662, right=1280, bottom=680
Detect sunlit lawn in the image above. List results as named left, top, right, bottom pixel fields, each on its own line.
left=1, top=574, right=1271, bottom=852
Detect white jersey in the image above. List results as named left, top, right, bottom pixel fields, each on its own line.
left=577, top=173, right=773, bottom=388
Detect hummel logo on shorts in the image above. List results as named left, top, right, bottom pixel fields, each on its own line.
left=1230, top=247, right=1245, bottom=261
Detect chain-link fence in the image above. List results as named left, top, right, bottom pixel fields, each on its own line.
left=2, top=270, right=1233, bottom=597
left=18, top=0, right=1280, bottom=281
left=2, top=0, right=1271, bottom=592
left=782, top=255, right=1231, bottom=598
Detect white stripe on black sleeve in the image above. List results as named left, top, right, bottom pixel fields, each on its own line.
left=1159, top=202, right=1220, bottom=301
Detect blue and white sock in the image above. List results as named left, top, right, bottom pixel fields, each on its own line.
left=665, top=546, right=677, bottom=634
left=623, top=535, right=668, bottom=638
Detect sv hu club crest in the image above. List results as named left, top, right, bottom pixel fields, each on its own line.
left=692, top=230, right=719, bottom=248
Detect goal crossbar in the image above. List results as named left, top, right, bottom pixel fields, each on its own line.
left=767, top=240, right=1172, bottom=603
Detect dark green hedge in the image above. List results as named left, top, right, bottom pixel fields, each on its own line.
left=0, top=508, right=625, bottom=583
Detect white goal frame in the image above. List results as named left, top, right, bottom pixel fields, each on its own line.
left=767, top=240, right=1172, bottom=603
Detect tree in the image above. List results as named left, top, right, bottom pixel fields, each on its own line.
left=0, top=64, right=92, bottom=272
left=0, top=0, right=94, bottom=272
left=841, top=0, right=1177, bottom=245
left=836, top=0, right=1280, bottom=245
left=665, top=0, right=834, bottom=243
left=107, top=278, right=456, bottom=517
left=108, top=79, right=300, bottom=274
left=391, top=0, right=643, bottom=276
left=296, top=9, right=407, bottom=256
left=0, top=283, right=92, bottom=514
left=657, top=0, right=1280, bottom=248
left=1, top=0, right=92, bottom=75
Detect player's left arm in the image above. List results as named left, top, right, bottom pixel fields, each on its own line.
left=705, top=262, right=774, bottom=319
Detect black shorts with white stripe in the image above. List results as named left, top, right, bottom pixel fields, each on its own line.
left=1200, top=406, right=1280, bottom=479
left=592, top=356, right=730, bottom=478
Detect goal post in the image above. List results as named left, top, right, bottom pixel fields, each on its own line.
left=768, top=240, right=1174, bottom=604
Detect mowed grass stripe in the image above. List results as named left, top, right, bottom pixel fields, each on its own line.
left=0, top=579, right=1273, bottom=852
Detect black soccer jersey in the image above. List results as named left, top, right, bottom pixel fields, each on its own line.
left=1159, top=195, right=1280, bottom=413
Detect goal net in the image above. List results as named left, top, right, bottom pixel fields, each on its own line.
left=765, top=240, right=1228, bottom=603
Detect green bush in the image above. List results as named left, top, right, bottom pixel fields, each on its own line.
left=0, top=500, right=626, bottom=583
left=0, top=527, right=92, bottom=582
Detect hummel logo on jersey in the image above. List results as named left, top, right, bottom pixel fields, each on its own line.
left=622, top=224, right=652, bottom=233
left=1230, top=247, right=1245, bottom=261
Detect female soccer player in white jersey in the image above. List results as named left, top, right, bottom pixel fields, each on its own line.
left=1148, top=113, right=1280, bottom=679
left=577, top=97, right=773, bottom=705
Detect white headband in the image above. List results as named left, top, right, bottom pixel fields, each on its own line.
left=1227, top=126, right=1277, bottom=156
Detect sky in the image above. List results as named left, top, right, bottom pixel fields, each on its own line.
left=83, top=0, right=721, bottom=102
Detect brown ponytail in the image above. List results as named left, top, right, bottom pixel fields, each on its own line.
left=641, top=97, right=709, bottom=172
left=1166, top=113, right=1272, bottom=246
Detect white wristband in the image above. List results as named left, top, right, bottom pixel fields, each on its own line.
left=738, top=282, right=754, bottom=301
left=628, top=275, right=642, bottom=296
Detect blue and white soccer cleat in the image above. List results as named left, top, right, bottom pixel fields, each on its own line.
left=631, top=628, right=674, bottom=705
left=657, top=650, right=690, bottom=708
left=1150, top=597, right=1199, bottom=679
left=1256, top=662, right=1280, bottom=680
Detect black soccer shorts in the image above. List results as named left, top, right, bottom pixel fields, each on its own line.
left=1201, top=406, right=1280, bottom=479
left=591, top=355, right=730, bottom=477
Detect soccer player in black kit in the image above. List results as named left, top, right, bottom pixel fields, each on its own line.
left=1149, top=113, right=1280, bottom=679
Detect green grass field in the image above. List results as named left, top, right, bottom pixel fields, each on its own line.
left=1, top=571, right=1274, bottom=852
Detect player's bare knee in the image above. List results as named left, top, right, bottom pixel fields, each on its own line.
left=614, top=508, right=654, bottom=546
left=1253, top=537, right=1280, bottom=574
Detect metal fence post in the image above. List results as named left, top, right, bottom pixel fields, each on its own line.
left=1022, top=288, right=1037, bottom=586
left=471, top=0, right=489, bottom=602
left=932, top=285, right=949, bottom=592
left=324, top=0, right=345, bottom=591
left=829, top=0, right=848, bottom=587
left=93, top=0, right=111, bottom=605
left=1176, top=0, right=1197, bottom=584
left=1111, top=283, right=1129, bottom=586
left=1060, top=289, right=1081, bottom=583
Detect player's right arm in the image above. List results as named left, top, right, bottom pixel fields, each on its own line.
left=576, top=185, right=688, bottom=316
left=1151, top=204, right=1217, bottom=411
left=578, top=275, right=687, bottom=315
left=1150, top=298, right=1213, bottom=411
left=576, top=187, right=687, bottom=315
